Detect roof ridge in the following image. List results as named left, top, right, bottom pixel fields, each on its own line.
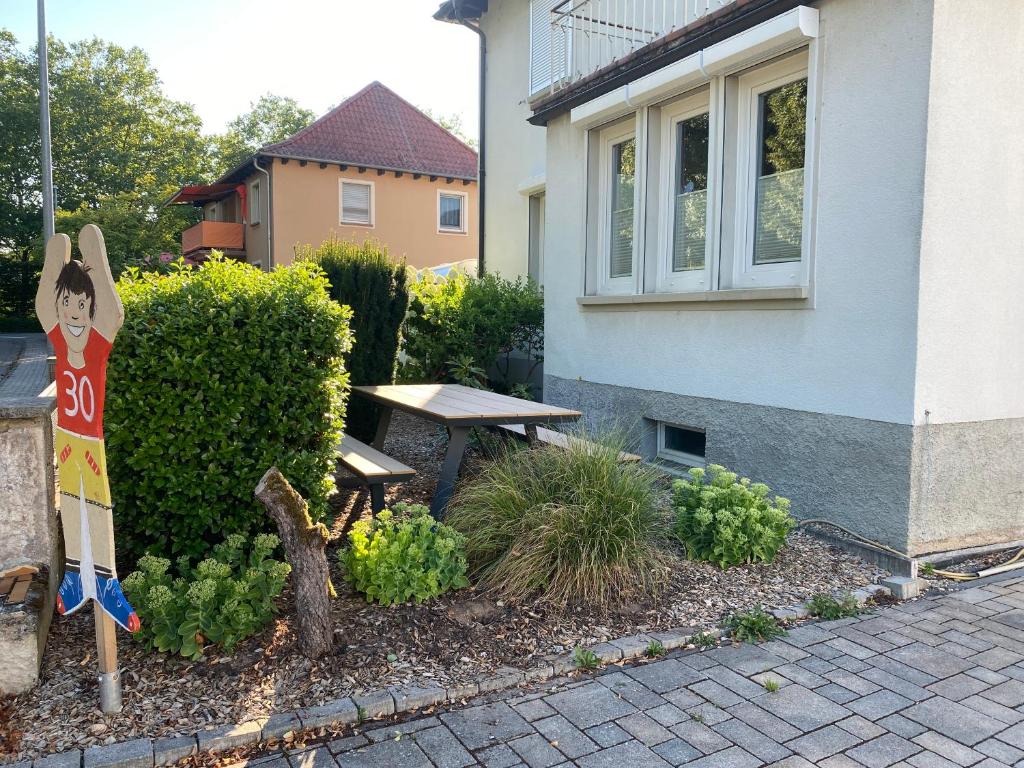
left=261, top=82, right=380, bottom=153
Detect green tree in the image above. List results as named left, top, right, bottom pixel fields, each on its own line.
left=419, top=107, right=477, bottom=149
left=0, top=31, right=41, bottom=256
left=212, top=94, right=315, bottom=174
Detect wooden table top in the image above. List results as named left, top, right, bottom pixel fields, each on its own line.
left=352, top=384, right=582, bottom=427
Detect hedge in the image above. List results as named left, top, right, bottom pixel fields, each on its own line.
left=105, top=256, right=353, bottom=564
left=296, top=238, right=409, bottom=442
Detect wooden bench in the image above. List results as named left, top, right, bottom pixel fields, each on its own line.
left=497, top=424, right=642, bottom=463
left=335, top=434, right=416, bottom=514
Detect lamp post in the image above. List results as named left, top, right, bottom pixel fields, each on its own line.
left=38, top=0, right=55, bottom=241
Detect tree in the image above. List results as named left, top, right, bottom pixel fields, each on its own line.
left=212, top=94, right=315, bottom=174
left=0, top=31, right=209, bottom=323
left=419, top=107, right=477, bottom=149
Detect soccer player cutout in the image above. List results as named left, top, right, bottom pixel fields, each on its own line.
left=36, top=224, right=138, bottom=712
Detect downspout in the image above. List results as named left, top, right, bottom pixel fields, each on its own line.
left=452, top=0, right=486, bottom=277
left=252, top=157, right=272, bottom=269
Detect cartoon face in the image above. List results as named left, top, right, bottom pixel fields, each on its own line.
left=57, top=289, right=94, bottom=354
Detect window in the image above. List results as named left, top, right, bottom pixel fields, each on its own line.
left=340, top=180, right=373, bottom=226
left=584, top=48, right=813, bottom=297
left=249, top=182, right=261, bottom=225
left=657, top=423, right=706, bottom=467
left=594, top=120, right=638, bottom=294
left=528, top=192, right=546, bottom=285
left=438, top=191, right=467, bottom=233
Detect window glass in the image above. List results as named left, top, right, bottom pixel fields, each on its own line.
left=342, top=182, right=371, bottom=225
left=672, top=112, right=710, bottom=272
left=609, top=138, right=636, bottom=279
left=753, top=78, right=807, bottom=264
left=439, top=194, right=464, bottom=230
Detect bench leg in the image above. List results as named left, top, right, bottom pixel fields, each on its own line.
left=429, top=426, right=470, bottom=520
left=370, top=483, right=386, bottom=516
left=372, top=407, right=393, bottom=451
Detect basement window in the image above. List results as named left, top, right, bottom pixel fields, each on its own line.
left=657, top=422, right=706, bottom=467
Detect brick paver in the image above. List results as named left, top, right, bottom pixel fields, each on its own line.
left=272, top=575, right=1024, bottom=767
left=0, top=334, right=50, bottom=399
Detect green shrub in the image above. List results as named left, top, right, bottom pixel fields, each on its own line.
left=806, top=592, right=860, bottom=620
left=107, top=256, right=353, bottom=563
left=671, top=465, right=794, bottom=569
left=297, top=237, right=409, bottom=442
left=445, top=431, right=668, bottom=606
left=402, top=271, right=542, bottom=391
left=726, top=606, right=787, bottom=643
left=341, top=503, right=469, bottom=605
left=122, top=533, right=290, bottom=659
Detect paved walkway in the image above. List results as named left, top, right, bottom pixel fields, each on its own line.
left=0, top=333, right=50, bottom=400
left=269, top=575, right=1024, bottom=768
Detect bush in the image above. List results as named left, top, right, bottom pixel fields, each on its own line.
left=671, top=465, right=794, bottom=569
left=107, top=256, right=353, bottom=564
left=445, top=432, right=668, bottom=606
left=341, top=503, right=469, bottom=605
left=122, top=533, right=290, bottom=659
left=402, top=271, right=542, bottom=391
left=297, top=237, right=410, bottom=442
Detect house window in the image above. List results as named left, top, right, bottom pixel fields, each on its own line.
left=249, top=182, right=261, bottom=225
left=438, top=191, right=467, bottom=233
left=340, top=180, right=374, bottom=226
left=657, top=423, right=706, bottom=467
left=585, top=48, right=813, bottom=297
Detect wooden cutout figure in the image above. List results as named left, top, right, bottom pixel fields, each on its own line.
left=36, top=225, right=140, bottom=633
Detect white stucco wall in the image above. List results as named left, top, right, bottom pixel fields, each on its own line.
left=913, top=0, right=1024, bottom=426
left=542, top=0, right=934, bottom=425
left=480, top=0, right=548, bottom=278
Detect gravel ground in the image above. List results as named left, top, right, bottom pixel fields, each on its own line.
left=0, top=413, right=886, bottom=763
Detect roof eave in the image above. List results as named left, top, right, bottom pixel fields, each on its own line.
left=259, top=150, right=478, bottom=182
left=433, top=0, right=487, bottom=22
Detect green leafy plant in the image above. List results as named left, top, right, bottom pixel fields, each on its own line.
left=645, top=639, right=666, bottom=658
left=446, top=355, right=488, bottom=389
left=919, top=562, right=936, bottom=577
left=806, top=592, right=860, bottom=620
left=690, top=631, right=718, bottom=650
left=671, top=465, right=795, bottom=569
left=340, top=504, right=469, bottom=605
left=690, top=712, right=705, bottom=723
left=726, top=607, right=787, bottom=643
left=574, top=646, right=599, bottom=670
left=446, top=430, right=668, bottom=607
left=107, top=256, right=352, bottom=563
left=122, top=534, right=290, bottom=659
left=296, top=237, right=410, bottom=442
left=402, top=271, right=542, bottom=392
left=762, top=677, right=781, bottom=693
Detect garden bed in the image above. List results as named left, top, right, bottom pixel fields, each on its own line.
left=0, top=414, right=887, bottom=763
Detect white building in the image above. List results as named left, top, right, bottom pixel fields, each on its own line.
left=435, top=0, right=1024, bottom=558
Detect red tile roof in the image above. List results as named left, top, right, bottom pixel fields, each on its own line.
left=261, top=82, right=478, bottom=180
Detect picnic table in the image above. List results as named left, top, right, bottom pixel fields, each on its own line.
left=352, top=384, right=582, bottom=517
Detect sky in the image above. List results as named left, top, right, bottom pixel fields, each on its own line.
left=2, top=0, right=480, bottom=139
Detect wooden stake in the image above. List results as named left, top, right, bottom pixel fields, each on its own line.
left=94, top=606, right=122, bottom=713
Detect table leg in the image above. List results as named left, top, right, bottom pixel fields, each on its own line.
left=430, top=426, right=470, bottom=519
left=371, top=406, right=393, bottom=451
left=524, top=424, right=540, bottom=445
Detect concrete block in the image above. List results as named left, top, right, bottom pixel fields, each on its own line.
left=34, top=750, right=82, bottom=768
left=352, top=689, right=394, bottom=720
left=880, top=577, right=925, bottom=600
left=446, top=681, right=479, bottom=701
left=261, top=712, right=300, bottom=740
left=83, top=738, right=153, bottom=768
left=152, top=736, right=196, bottom=766
left=389, top=684, right=446, bottom=712
left=196, top=720, right=264, bottom=753
left=296, top=697, right=359, bottom=729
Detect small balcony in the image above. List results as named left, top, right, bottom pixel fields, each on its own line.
left=181, top=221, right=245, bottom=256
left=544, top=0, right=738, bottom=95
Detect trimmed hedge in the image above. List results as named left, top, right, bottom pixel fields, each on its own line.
left=106, top=256, right=353, bottom=564
left=297, top=238, right=409, bottom=442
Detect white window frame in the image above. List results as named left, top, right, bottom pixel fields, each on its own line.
left=656, top=422, right=707, bottom=468
left=732, top=52, right=812, bottom=289
left=437, top=189, right=468, bottom=234
left=339, top=179, right=375, bottom=227
left=655, top=88, right=718, bottom=293
left=248, top=182, right=261, bottom=225
left=596, top=120, right=639, bottom=296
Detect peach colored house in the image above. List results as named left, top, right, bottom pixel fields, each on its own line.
left=169, top=82, right=479, bottom=271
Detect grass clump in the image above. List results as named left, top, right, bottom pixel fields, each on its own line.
left=445, top=431, right=668, bottom=607
left=726, top=606, right=787, bottom=643
left=762, top=677, right=781, bottom=693
left=645, top=640, right=666, bottom=658
left=690, top=631, right=718, bottom=650
left=806, top=592, right=860, bottom=620
left=574, top=647, right=600, bottom=670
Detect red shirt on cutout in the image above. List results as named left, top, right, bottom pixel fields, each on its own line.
left=48, top=325, right=113, bottom=439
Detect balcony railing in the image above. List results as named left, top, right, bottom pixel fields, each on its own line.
left=547, top=0, right=738, bottom=95
left=181, top=221, right=244, bottom=255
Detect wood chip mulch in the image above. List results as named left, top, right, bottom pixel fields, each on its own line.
left=0, top=413, right=886, bottom=763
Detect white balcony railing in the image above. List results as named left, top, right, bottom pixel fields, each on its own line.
left=545, top=0, right=738, bottom=95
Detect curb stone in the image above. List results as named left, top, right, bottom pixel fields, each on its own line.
left=17, top=587, right=897, bottom=768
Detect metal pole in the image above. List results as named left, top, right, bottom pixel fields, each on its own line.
left=38, top=0, right=55, bottom=241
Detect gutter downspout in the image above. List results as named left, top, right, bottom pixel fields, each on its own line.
left=452, top=0, right=486, bottom=277
left=252, top=157, right=272, bottom=270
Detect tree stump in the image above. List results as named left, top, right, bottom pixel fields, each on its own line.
left=255, top=467, right=336, bottom=658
